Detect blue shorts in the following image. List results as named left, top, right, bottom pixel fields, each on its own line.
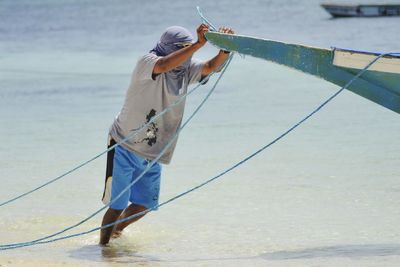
left=101, top=138, right=161, bottom=210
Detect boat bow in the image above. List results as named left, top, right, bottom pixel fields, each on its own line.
left=205, top=32, right=400, bottom=114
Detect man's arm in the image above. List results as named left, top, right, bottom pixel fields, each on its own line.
left=153, top=24, right=209, bottom=75
left=201, top=27, right=235, bottom=77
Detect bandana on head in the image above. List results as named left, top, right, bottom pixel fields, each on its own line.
left=150, top=26, right=194, bottom=95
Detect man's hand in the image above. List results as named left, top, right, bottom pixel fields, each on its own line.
left=218, top=26, right=235, bottom=35
left=153, top=24, right=209, bottom=76
left=218, top=26, right=235, bottom=54
left=196, top=24, right=209, bottom=46
left=201, top=26, right=235, bottom=77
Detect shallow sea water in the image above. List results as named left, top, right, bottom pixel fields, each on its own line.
left=1, top=0, right=400, bottom=266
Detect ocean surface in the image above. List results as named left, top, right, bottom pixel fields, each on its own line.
left=1, top=0, right=400, bottom=266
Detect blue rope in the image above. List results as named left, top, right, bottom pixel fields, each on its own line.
left=2, top=52, right=398, bottom=250
left=0, top=6, right=218, bottom=209
left=0, top=8, right=231, bottom=249
left=196, top=6, right=218, bottom=31
left=0, top=55, right=234, bottom=250
left=0, top=54, right=227, bottom=208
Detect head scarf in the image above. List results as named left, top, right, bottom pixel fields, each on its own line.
left=150, top=26, right=194, bottom=95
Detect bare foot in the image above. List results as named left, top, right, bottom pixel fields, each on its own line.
left=111, top=230, right=122, bottom=239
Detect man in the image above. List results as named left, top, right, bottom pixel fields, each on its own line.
left=100, top=24, right=234, bottom=245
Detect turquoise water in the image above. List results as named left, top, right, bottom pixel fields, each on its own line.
left=1, top=0, right=400, bottom=266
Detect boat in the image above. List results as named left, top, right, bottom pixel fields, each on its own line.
left=321, top=3, right=400, bottom=17
left=205, top=32, right=400, bottom=114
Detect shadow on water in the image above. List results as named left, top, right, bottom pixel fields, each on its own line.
left=261, top=243, right=400, bottom=260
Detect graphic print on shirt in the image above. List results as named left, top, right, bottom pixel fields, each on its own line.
left=133, top=109, right=159, bottom=146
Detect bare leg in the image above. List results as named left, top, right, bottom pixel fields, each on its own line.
left=113, top=203, right=148, bottom=237
left=99, top=208, right=123, bottom=245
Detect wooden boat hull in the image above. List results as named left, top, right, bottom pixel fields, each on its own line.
left=321, top=4, right=400, bottom=17
left=205, top=32, right=400, bottom=114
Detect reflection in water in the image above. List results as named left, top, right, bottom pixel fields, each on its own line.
left=68, top=240, right=161, bottom=265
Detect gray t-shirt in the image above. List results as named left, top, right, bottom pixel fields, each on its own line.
left=109, top=53, right=205, bottom=164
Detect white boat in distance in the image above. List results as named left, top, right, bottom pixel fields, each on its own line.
left=321, top=3, right=400, bottom=17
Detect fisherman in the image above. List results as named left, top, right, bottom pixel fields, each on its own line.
left=100, top=24, right=234, bottom=245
